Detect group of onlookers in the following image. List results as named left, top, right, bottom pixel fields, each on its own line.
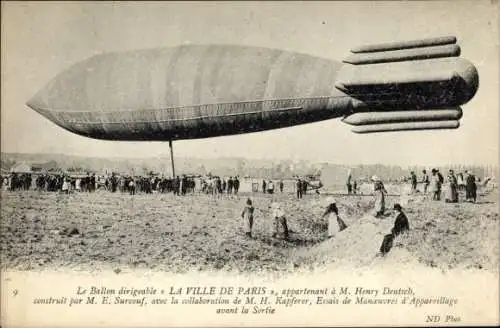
left=240, top=180, right=409, bottom=258
left=414, top=169, right=478, bottom=202
left=1, top=173, right=33, bottom=191
left=200, top=176, right=240, bottom=196
left=261, top=179, right=285, bottom=195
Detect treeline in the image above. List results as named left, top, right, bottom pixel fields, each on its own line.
left=1, top=152, right=497, bottom=180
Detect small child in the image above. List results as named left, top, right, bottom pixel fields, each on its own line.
left=241, top=198, right=255, bottom=238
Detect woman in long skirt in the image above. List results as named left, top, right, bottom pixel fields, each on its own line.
left=322, top=198, right=347, bottom=238
left=372, top=176, right=387, bottom=217
left=445, top=170, right=458, bottom=203
left=241, top=198, right=255, bottom=238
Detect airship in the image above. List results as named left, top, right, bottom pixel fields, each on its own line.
left=27, top=36, right=479, bottom=175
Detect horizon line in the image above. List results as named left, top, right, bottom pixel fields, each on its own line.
left=1, top=150, right=498, bottom=169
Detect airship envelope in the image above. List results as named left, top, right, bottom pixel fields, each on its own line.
left=27, top=36, right=479, bottom=140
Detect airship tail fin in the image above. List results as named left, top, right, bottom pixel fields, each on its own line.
left=336, top=36, right=477, bottom=133
left=350, top=120, right=460, bottom=134
left=350, top=36, right=457, bottom=53
left=342, top=107, right=462, bottom=134
left=343, top=44, right=460, bottom=65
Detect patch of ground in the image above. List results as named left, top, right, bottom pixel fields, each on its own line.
left=1, top=186, right=498, bottom=275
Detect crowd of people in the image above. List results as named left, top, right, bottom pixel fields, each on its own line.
left=2, top=172, right=33, bottom=191
left=2, top=164, right=495, bottom=260
left=0, top=172, right=199, bottom=195
left=199, top=176, right=240, bottom=197
left=411, top=169, right=479, bottom=203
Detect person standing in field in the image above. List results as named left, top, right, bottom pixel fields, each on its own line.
left=270, top=201, right=289, bottom=240
left=465, top=171, right=477, bottom=202
left=372, top=176, right=387, bottom=217
left=421, top=170, right=430, bottom=194
left=129, top=178, right=136, bottom=195
left=296, top=178, right=302, bottom=199
left=346, top=172, right=352, bottom=195
left=430, top=169, right=441, bottom=201
left=436, top=169, right=444, bottom=199
left=267, top=180, right=275, bottom=194
left=227, top=177, right=233, bottom=194
left=241, top=198, right=255, bottom=238
left=445, top=170, right=459, bottom=203
left=322, top=197, right=348, bottom=238
left=262, top=180, right=267, bottom=193
left=222, top=178, right=227, bottom=194
left=233, top=176, right=240, bottom=195
left=457, top=172, right=465, bottom=192
left=61, top=177, right=70, bottom=194
left=279, top=180, right=284, bottom=193
left=410, top=171, right=417, bottom=193
left=302, top=179, right=308, bottom=196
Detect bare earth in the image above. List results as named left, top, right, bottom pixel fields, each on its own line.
left=1, top=187, right=498, bottom=275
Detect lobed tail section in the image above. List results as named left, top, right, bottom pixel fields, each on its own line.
left=337, top=36, right=479, bottom=133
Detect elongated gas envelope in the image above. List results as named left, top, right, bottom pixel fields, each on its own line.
left=27, top=36, right=479, bottom=140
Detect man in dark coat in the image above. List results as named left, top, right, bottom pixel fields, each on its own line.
left=233, top=176, right=240, bottom=194
left=410, top=171, right=417, bottom=193
left=296, top=179, right=302, bottom=199
left=379, top=203, right=410, bottom=256
left=227, top=177, right=233, bottom=194
left=391, top=203, right=410, bottom=237
left=465, top=171, right=477, bottom=202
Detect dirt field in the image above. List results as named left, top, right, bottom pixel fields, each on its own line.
left=1, top=186, right=498, bottom=275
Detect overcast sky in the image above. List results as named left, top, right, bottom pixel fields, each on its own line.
left=1, top=1, right=498, bottom=167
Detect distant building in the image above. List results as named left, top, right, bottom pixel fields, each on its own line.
left=10, top=162, right=32, bottom=173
